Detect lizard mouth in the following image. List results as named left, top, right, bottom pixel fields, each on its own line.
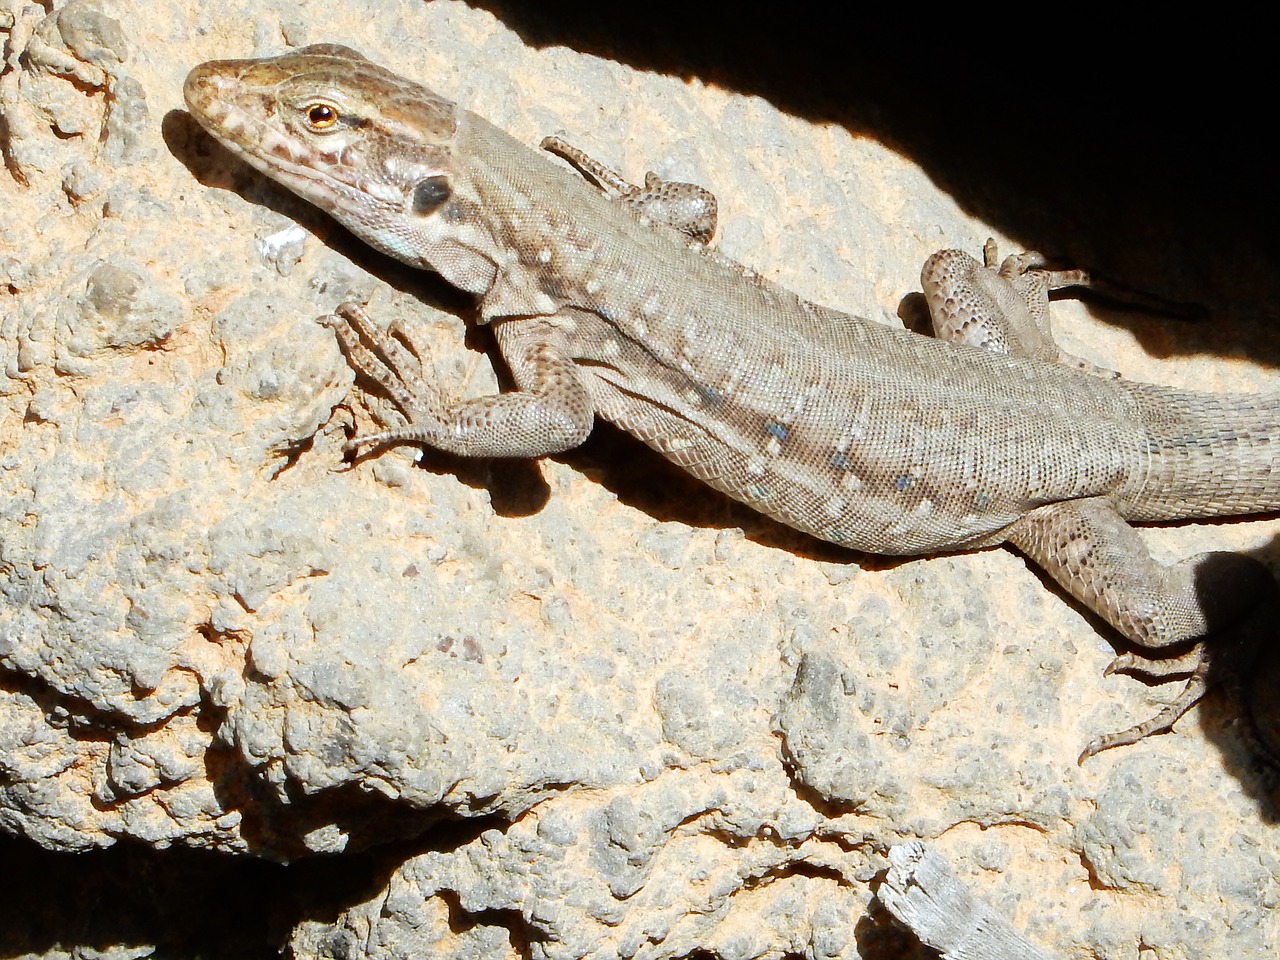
left=182, top=52, right=498, bottom=290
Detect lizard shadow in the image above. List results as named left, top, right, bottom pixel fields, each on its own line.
left=569, top=420, right=901, bottom=570
left=1192, top=530, right=1280, bottom=818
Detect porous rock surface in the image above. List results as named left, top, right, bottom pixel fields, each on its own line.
left=1, top=2, right=1277, bottom=958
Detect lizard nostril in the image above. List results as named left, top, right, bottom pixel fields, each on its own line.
left=183, top=65, right=220, bottom=111
left=183, top=62, right=243, bottom=115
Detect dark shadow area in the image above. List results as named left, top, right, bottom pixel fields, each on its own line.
left=470, top=2, right=1280, bottom=368
left=223, top=759, right=496, bottom=861
left=1195, top=530, right=1280, bottom=818
left=439, top=891, right=540, bottom=958
left=0, top=833, right=368, bottom=959
left=0, top=810, right=509, bottom=960
left=854, top=891, right=937, bottom=960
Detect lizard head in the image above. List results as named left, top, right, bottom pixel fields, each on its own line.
left=184, top=44, right=499, bottom=294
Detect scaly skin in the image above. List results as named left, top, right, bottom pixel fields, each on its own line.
left=184, top=44, right=1279, bottom=763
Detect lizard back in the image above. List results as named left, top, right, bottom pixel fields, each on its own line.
left=457, top=114, right=1280, bottom=552
left=184, top=45, right=1280, bottom=556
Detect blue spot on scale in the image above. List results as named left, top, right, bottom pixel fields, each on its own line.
left=695, top=383, right=724, bottom=405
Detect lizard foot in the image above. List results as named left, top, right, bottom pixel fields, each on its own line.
left=1104, top=642, right=1205, bottom=679
left=1078, top=662, right=1211, bottom=764
left=320, top=303, right=594, bottom=460
left=318, top=301, right=444, bottom=455
left=1083, top=598, right=1279, bottom=767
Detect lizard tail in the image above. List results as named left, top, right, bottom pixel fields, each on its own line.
left=1123, top=383, right=1280, bottom=520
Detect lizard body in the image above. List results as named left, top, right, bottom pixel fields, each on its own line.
left=184, top=45, right=1279, bottom=760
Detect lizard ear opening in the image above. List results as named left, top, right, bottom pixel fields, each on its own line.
left=412, top=176, right=452, bottom=216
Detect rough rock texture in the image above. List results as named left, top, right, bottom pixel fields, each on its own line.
left=1, top=2, right=1277, bottom=958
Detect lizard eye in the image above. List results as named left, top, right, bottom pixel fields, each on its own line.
left=304, top=103, right=339, bottom=129
left=412, top=175, right=451, bottom=215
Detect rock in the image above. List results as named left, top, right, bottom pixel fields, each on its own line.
left=0, top=2, right=1276, bottom=958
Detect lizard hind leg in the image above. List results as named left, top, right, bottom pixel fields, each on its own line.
left=921, top=240, right=1204, bottom=377
left=921, top=244, right=1065, bottom=364
left=1002, top=496, right=1274, bottom=762
left=921, top=241, right=1118, bottom=376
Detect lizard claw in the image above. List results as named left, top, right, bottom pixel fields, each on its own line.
left=1078, top=669, right=1210, bottom=764
left=1103, top=654, right=1133, bottom=678
left=1104, top=643, right=1206, bottom=680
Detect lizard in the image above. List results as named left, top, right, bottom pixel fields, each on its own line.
left=182, top=44, right=1279, bottom=764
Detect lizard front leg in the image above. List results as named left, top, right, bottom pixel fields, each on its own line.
left=1003, top=496, right=1272, bottom=761
left=322, top=303, right=594, bottom=457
